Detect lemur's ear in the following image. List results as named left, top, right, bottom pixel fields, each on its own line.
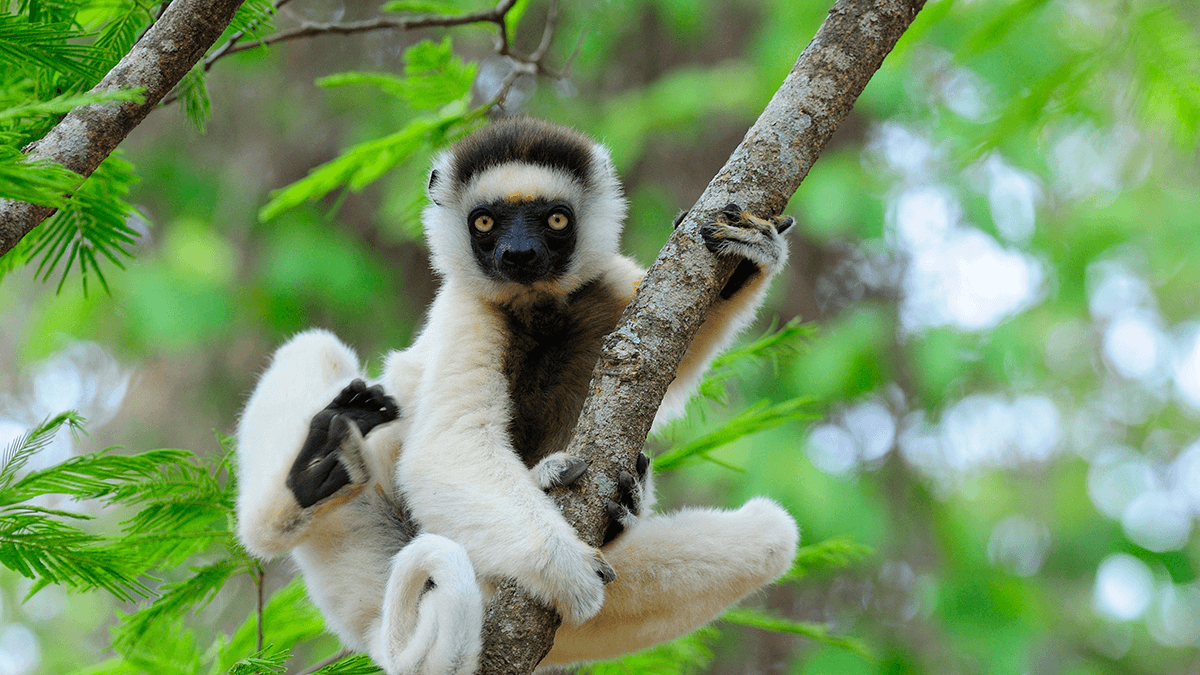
left=428, top=169, right=442, bottom=206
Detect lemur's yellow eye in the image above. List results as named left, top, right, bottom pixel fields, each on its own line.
left=474, top=214, right=494, bottom=233
left=548, top=212, right=569, bottom=231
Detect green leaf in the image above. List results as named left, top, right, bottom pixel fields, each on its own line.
left=317, top=38, right=476, bottom=110
left=94, top=5, right=150, bottom=64
left=959, top=0, right=1054, bottom=60
left=654, top=397, right=813, bottom=472
left=219, top=576, right=326, bottom=672
left=1, top=447, right=191, bottom=505
left=23, top=151, right=143, bottom=295
left=0, top=88, right=145, bottom=125
left=503, top=0, right=530, bottom=42
left=178, top=64, right=212, bottom=132
left=721, top=608, right=870, bottom=657
left=0, top=149, right=83, bottom=209
left=317, top=71, right=412, bottom=98
left=0, top=505, right=151, bottom=602
left=0, top=412, right=85, bottom=490
left=113, top=558, right=246, bottom=653
left=700, top=318, right=814, bottom=403
left=310, top=654, right=383, bottom=675
left=781, top=537, right=873, bottom=582
left=112, top=613, right=205, bottom=675
left=0, top=14, right=106, bottom=85
left=259, top=104, right=473, bottom=221
left=380, top=0, right=463, bottom=14
left=226, top=648, right=289, bottom=675
left=224, top=0, right=278, bottom=40
left=1130, top=5, right=1200, bottom=149
left=575, top=627, right=717, bottom=675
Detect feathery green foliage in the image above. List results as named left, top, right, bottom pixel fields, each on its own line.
left=574, top=628, right=717, bottom=675
left=260, top=38, right=482, bottom=222
left=11, top=152, right=144, bottom=296
left=380, top=0, right=465, bottom=15
left=722, top=608, right=870, bottom=657
left=654, top=397, right=813, bottom=472
left=655, top=319, right=813, bottom=472
left=781, top=537, right=874, bottom=583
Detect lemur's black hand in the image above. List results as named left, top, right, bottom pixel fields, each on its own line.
left=287, top=379, right=400, bottom=508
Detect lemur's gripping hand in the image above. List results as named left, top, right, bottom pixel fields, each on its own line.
left=533, top=451, right=648, bottom=546
left=532, top=454, right=618, bottom=591
left=692, top=203, right=793, bottom=300
left=287, top=379, right=400, bottom=508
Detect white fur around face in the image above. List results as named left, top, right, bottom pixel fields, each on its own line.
left=423, top=145, right=628, bottom=302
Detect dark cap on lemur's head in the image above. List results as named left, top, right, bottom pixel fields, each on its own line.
left=448, top=117, right=597, bottom=189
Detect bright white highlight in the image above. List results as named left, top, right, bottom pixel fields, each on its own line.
left=1175, top=327, right=1200, bottom=411
left=0, top=623, right=40, bottom=675
left=1103, top=310, right=1165, bottom=382
left=1093, top=554, right=1154, bottom=621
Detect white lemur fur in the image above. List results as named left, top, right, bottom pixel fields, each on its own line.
left=235, top=117, right=799, bottom=674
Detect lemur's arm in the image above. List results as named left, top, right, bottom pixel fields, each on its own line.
left=658, top=205, right=792, bottom=423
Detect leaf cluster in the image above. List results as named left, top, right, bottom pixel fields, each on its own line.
left=259, top=37, right=483, bottom=223
left=0, top=0, right=278, bottom=293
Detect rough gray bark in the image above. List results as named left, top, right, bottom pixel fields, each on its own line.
left=0, top=0, right=248, bottom=257
left=476, top=0, right=927, bottom=671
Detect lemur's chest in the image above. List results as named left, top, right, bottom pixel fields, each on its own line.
left=494, top=281, right=626, bottom=468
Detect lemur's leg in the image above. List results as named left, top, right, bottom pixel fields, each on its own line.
left=544, top=497, right=799, bottom=666
left=236, top=329, right=376, bottom=558
left=659, top=205, right=793, bottom=423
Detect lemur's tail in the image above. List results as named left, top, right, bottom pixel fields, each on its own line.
left=374, top=533, right=483, bottom=675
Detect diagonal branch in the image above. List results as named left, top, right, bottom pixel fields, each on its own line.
left=0, top=0, right=249, bottom=257
left=475, top=0, right=928, bottom=671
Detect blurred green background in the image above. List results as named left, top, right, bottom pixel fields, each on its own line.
left=2, top=0, right=1200, bottom=672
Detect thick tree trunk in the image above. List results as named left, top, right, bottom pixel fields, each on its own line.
left=0, top=0, right=247, bottom=256
left=476, top=0, right=927, bottom=671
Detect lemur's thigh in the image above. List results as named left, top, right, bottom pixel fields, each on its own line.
left=236, top=329, right=366, bottom=558
left=544, top=497, right=799, bottom=665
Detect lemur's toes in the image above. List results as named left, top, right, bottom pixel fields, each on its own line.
left=535, top=454, right=588, bottom=490
left=774, top=215, right=794, bottom=234
left=593, top=552, right=617, bottom=585
left=603, top=468, right=645, bottom=546
left=331, top=378, right=369, bottom=406
left=636, top=451, right=649, bottom=480
left=721, top=202, right=743, bottom=222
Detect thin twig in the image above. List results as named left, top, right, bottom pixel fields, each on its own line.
left=254, top=564, right=265, bottom=653
left=158, top=0, right=521, bottom=108
left=529, top=0, right=558, bottom=62
left=207, top=0, right=298, bottom=69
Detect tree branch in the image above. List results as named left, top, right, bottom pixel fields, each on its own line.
left=476, top=0, right=927, bottom=671
left=0, top=0, right=248, bottom=257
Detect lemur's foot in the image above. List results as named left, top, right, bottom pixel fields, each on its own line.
left=699, top=202, right=792, bottom=299
left=603, top=452, right=649, bottom=545
left=287, top=379, right=400, bottom=508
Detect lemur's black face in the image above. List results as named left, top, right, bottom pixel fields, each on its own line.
left=468, top=198, right=577, bottom=285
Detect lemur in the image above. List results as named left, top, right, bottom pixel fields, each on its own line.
left=235, top=117, right=799, bottom=674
